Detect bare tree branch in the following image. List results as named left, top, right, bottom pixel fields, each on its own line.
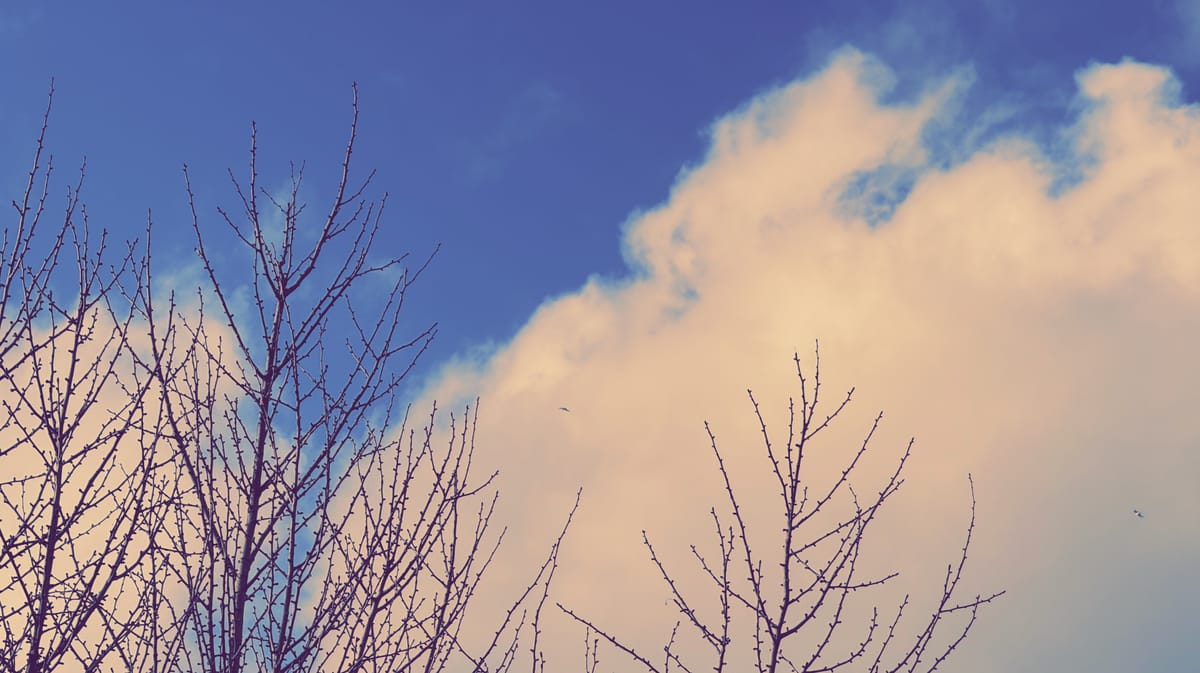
left=560, top=345, right=1004, bottom=673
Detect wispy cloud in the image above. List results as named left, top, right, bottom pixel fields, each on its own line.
left=1171, top=0, right=1200, bottom=65
left=465, top=81, right=568, bottom=181
left=420, top=49, right=1200, bottom=670
left=0, top=6, right=41, bottom=38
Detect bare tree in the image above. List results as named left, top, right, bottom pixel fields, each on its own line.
left=560, top=347, right=1004, bottom=673
left=134, top=85, right=572, bottom=673
left=0, top=87, right=172, bottom=673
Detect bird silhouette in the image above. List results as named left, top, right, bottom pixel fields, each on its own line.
left=1133, top=509, right=1144, bottom=518
left=558, top=407, right=570, bottom=413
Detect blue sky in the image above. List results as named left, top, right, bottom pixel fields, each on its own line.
left=4, top=1, right=1199, bottom=377
left=3, top=2, right=1200, bottom=671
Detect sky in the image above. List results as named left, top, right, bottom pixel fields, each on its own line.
left=2, top=1, right=1199, bottom=671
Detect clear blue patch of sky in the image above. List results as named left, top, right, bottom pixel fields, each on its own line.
left=837, top=164, right=921, bottom=226
left=0, top=0, right=1196, bottom=387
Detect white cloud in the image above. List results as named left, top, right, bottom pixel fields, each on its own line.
left=420, top=49, right=1200, bottom=671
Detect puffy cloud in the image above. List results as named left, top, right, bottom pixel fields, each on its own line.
left=421, top=49, right=1200, bottom=671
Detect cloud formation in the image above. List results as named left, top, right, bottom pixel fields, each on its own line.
left=421, top=49, right=1200, bottom=671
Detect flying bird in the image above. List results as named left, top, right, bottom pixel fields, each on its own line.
left=558, top=407, right=570, bottom=413
left=1133, top=509, right=1144, bottom=518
